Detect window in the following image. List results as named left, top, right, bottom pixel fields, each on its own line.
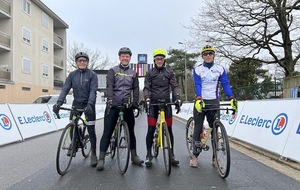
left=42, top=38, right=49, bottom=52
left=22, top=0, right=31, bottom=15
left=22, top=58, right=31, bottom=74
left=42, top=12, right=49, bottom=28
left=0, top=85, right=5, bottom=89
left=42, top=89, right=49, bottom=93
left=22, top=87, right=31, bottom=91
left=42, top=64, right=48, bottom=77
left=22, top=27, right=31, bottom=44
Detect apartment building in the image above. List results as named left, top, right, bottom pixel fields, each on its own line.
left=0, top=0, right=68, bottom=103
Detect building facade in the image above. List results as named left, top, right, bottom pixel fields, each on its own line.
left=0, top=0, right=68, bottom=103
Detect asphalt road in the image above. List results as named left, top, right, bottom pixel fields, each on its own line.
left=1, top=113, right=300, bottom=190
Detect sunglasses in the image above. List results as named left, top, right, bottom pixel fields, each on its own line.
left=202, top=52, right=214, bottom=56
left=77, top=59, right=87, bottom=63
left=154, top=57, right=164, bottom=61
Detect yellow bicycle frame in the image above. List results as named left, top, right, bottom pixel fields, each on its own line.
left=157, top=109, right=172, bottom=149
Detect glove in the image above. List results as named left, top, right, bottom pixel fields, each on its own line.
left=230, top=98, right=239, bottom=110
left=106, top=99, right=113, bottom=107
left=130, top=102, right=139, bottom=109
left=145, top=98, right=150, bottom=114
left=52, top=103, right=61, bottom=114
left=195, top=99, right=205, bottom=113
left=84, top=104, right=93, bottom=115
left=175, top=99, right=182, bottom=107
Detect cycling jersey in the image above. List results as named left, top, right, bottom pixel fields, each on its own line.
left=193, top=62, right=233, bottom=99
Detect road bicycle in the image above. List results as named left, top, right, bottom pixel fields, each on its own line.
left=148, top=99, right=180, bottom=176
left=185, top=102, right=236, bottom=178
left=55, top=107, right=91, bottom=175
left=105, top=103, right=138, bottom=174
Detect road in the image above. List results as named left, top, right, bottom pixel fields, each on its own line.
left=1, top=113, right=300, bottom=190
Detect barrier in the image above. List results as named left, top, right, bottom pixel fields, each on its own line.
left=0, top=104, right=23, bottom=146
left=0, top=100, right=299, bottom=163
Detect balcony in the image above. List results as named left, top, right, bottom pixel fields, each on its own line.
left=53, top=33, right=63, bottom=48
left=54, top=79, right=64, bottom=88
left=54, top=56, right=64, bottom=68
left=0, top=69, right=11, bottom=80
left=0, top=31, right=10, bottom=50
left=0, top=0, right=10, bottom=18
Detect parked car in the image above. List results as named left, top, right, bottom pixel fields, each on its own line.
left=32, top=95, right=73, bottom=104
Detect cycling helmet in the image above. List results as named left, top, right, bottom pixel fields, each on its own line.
left=200, top=45, right=216, bottom=54
left=75, top=52, right=89, bottom=62
left=118, top=47, right=132, bottom=56
left=153, top=48, right=167, bottom=57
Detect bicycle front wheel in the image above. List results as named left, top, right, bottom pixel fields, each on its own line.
left=185, top=117, right=194, bottom=157
left=152, top=124, right=159, bottom=158
left=162, top=123, right=171, bottom=176
left=117, top=121, right=130, bottom=174
left=213, top=121, right=231, bottom=178
left=56, top=124, right=75, bottom=175
left=81, top=125, right=91, bottom=158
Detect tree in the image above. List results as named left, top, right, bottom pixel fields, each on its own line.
left=225, top=59, right=272, bottom=100
left=67, top=41, right=110, bottom=72
left=166, top=48, right=200, bottom=101
left=188, top=0, right=300, bottom=77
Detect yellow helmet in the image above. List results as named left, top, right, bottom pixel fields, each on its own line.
left=153, top=48, right=167, bottom=57
left=200, top=45, right=216, bottom=54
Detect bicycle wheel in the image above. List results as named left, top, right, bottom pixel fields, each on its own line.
left=56, top=124, right=75, bottom=175
left=81, top=125, right=91, bottom=158
left=213, top=121, right=231, bottom=178
left=162, top=123, right=171, bottom=176
left=185, top=117, right=194, bottom=157
left=110, top=131, right=117, bottom=159
left=152, top=124, right=159, bottom=158
left=117, top=121, right=130, bottom=174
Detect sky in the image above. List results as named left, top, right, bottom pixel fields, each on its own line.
left=41, top=0, right=203, bottom=64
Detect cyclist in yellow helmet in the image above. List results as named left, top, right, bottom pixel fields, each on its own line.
left=143, top=48, right=182, bottom=167
left=190, top=45, right=238, bottom=168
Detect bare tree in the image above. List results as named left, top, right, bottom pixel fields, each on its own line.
left=67, top=41, right=110, bottom=72
left=188, top=0, right=300, bottom=77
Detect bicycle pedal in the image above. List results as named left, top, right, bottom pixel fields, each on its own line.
left=202, top=145, right=210, bottom=151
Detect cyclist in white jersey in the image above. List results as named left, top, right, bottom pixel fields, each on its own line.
left=190, top=45, right=238, bottom=168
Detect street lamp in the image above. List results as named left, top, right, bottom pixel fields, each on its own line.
left=178, top=42, right=187, bottom=102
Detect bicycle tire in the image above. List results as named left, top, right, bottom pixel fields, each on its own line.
left=110, top=130, right=117, bottom=159
left=162, top=122, right=171, bottom=176
left=185, top=117, right=194, bottom=157
left=81, top=125, right=91, bottom=158
left=213, top=121, right=231, bottom=178
left=56, top=124, right=75, bottom=175
left=152, top=124, right=159, bottom=158
left=117, top=121, right=130, bottom=174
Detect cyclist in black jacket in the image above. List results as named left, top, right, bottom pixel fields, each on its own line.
left=97, top=47, right=144, bottom=171
left=53, top=52, right=98, bottom=167
left=143, top=48, right=182, bottom=167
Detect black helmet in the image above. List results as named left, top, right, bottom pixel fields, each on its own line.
left=118, top=47, right=132, bottom=56
left=75, top=52, right=89, bottom=62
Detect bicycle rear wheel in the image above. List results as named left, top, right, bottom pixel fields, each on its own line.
left=117, top=121, right=130, bottom=174
left=162, top=123, right=171, bottom=176
left=213, top=121, right=231, bottom=178
left=81, top=125, right=91, bottom=158
left=152, top=124, right=159, bottom=158
left=56, top=124, right=75, bottom=175
left=185, top=117, right=194, bottom=157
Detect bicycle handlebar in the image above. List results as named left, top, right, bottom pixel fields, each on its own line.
left=147, top=101, right=181, bottom=114
left=201, top=103, right=236, bottom=115
left=55, top=106, right=84, bottom=119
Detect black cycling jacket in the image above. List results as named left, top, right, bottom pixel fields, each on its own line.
left=57, top=69, right=98, bottom=105
left=143, top=66, right=180, bottom=101
left=106, top=64, right=139, bottom=104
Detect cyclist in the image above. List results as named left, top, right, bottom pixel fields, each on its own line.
left=97, top=47, right=144, bottom=171
left=143, top=48, right=182, bottom=167
left=53, top=52, right=98, bottom=167
left=190, top=45, right=238, bottom=168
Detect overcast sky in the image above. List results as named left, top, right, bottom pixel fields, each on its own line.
left=41, top=0, right=202, bottom=64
